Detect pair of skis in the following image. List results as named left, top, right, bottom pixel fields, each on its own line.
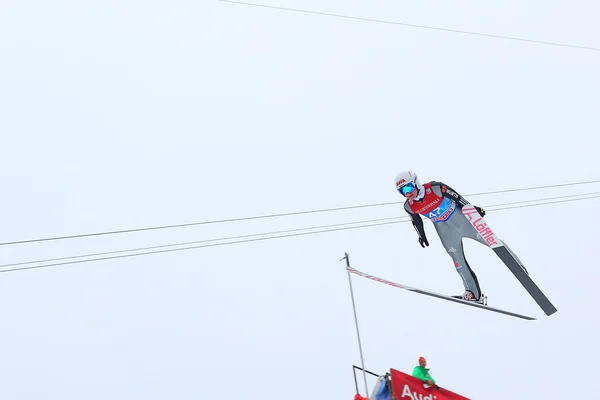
left=345, top=204, right=557, bottom=321
left=346, top=263, right=537, bottom=320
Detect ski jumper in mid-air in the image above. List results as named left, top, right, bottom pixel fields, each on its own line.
left=395, top=170, right=525, bottom=302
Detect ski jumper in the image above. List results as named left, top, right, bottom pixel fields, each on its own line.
left=404, top=181, right=492, bottom=300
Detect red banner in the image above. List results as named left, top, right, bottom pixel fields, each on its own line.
left=390, top=369, right=470, bottom=400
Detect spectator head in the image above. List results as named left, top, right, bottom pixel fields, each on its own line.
left=419, top=356, right=427, bottom=368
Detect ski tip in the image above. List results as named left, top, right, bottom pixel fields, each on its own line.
left=544, top=308, right=558, bottom=317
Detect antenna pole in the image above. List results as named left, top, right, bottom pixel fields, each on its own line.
left=343, top=252, right=369, bottom=396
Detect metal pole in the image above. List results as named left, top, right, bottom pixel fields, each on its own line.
left=343, top=252, right=369, bottom=396
left=353, top=365, right=382, bottom=378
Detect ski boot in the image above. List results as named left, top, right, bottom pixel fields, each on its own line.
left=452, top=290, right=487, bottom=305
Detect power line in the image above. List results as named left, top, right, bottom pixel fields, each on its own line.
left=1, top=192, right=598, bottom=275
left=0, top=220, right=403, bottom=274
left=217, top=0, right=600, bottom=52
left=0, top=200, right=400, bottom=247
left=1, top=179, right=599, bottom=248
left=465, top=181, right=600, bottom=196
left=483, top=190, right=600, bottom=208
left=3, top=190, right=597, bottom=270
left=0, top=216, right=405, bottom=269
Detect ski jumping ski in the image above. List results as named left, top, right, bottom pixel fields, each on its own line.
left=461, top=205, right=558, bottom=316
left=345, top=262, right=536, bottom=321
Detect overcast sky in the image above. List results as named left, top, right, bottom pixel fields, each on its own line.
left=1, top=1, right=599, bottom=399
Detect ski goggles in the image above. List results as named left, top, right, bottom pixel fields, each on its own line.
left=398, top=182, right=416, bottom=196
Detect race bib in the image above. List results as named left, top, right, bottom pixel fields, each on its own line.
left=425, top=197, right=456, bottom=223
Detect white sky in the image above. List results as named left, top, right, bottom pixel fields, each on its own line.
left=0, top=1, right=599, bottom=399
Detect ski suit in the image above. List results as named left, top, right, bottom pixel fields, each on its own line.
left=403, top=181, right=489, bottom=299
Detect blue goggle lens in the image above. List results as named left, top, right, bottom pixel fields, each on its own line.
left=399, top=183, right=416, bottom=195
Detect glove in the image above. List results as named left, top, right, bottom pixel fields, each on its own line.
left=419, top=237, right=429, bottom=248
left=475, top=206, right=486, bottom=217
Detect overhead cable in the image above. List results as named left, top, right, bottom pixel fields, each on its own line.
left=1, top=179, right=599, bottom=248
left=3, top=190, right=597, bottom=270
left=217, top=0, right=600, bottom=52
left=1, top=192, right=598, bottom=275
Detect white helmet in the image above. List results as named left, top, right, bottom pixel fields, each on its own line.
left=395, top=170, right=421, bottom=194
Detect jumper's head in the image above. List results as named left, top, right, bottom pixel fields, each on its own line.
left=395, top=170, right=420, bottom=200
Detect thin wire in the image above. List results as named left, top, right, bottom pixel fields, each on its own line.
left=0, top=194, right=598, bottom=275
left=1, top=179, right=599, bottom=248
left=217, top=0, right=600, bottom=52
left=0, top=200, right=400, bottom=247
left=0, top=216, right=405, bottom=269
left=483, top=191, right=600, bottom=208
left=488, top=194, right=600, bottom=211
left=0, top=220, right=404, bottom=274
left=3, top=190, right=596, bottom=270
left=469, top=182, right=600, bottom=196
